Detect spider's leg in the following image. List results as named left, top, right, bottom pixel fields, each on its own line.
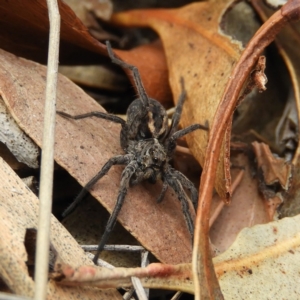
left=62, top=154, right=133, bottom=218
left=165, top=175, right=194, bottom=241
left=106, top=41, right=149, bottom=107
left=57, top=111, right=126, bottom=126
left=57, top=110, right=129, bottom=150
left=93, top=161, right=137, bottom=264
left=156, top=181, right=168, bottom=203
left=166, top=124, right=208, bottom=155
left=169, top=168, right=198, bottom=209
left=167, top=77, right=186, bottom=138
left=172, top=124, right=208, bottom=141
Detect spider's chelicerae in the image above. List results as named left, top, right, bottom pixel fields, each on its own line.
left=58, top=41, right=208, bottom=265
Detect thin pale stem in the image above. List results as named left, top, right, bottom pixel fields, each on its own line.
left=141, top=251, right=150, bottom=298
left=34, top=1, right=60, bottom=300
left=171, top=291, right=183, bottom=300
left=131, top=277, right=148, bottom=300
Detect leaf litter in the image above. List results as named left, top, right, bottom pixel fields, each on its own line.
left=0, top=156, right=121, bottom=299
left=0, top=0, right=300, bottom=299
left=53, top=212, right=300, bottom=299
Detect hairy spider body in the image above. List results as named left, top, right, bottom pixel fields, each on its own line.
left=57, top=41, right=208, bottom=265
left=123, top=98, right=169, bottom=144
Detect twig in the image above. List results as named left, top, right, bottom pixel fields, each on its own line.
left=171, top=291, right=183, bottom=300
left=85, top=252, right=114, bottom=269
left=167, top=107, right=175, bottom=117
left=82, top=244, right=145, bottom=252
left=123, top=288, right=136, bottom=300
left=141, top=251, right=150, bottom=298
left=85, top=247, right=149, bottom=299
left=131, top=277, right=148, bottom=300
left=175, top=145, right=192, bottom=155
left=0, top=293, right=32, bottom=300
left=34, top=1, right=60, bottom=300
left=140, top=251, right=149, bottom=268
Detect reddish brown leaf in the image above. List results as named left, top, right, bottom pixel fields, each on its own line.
left=0, top=0, right=105, bottom=63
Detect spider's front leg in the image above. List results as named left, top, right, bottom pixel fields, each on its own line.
left=167, top=77, right=187, bottom=138
left=106, top=41, right=169, bottom=142
left=57, top=109, right=131, bottom=150
left=106, top=41, right=149, bottom=107
left=166, top=123, right=208, bottom=156
left=62, top=154, right=133, bottom=218
left=93, top=160, right=138, bottom=264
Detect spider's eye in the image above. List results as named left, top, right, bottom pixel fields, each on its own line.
left=153, top=157, right=158, bottom=162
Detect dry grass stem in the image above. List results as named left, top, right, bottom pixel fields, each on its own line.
left=34, top=1, right=60, bottom=299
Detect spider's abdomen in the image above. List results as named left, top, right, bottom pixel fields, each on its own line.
left=125, top=98, right=168, bottom=141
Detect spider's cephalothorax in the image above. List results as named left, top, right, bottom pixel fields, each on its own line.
left=57, top=41, right=208, bottom=265
left=123, top=98, right=169, bottom=143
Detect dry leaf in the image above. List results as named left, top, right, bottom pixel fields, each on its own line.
left=210, top=153, right=269, bottom=253
left=252, top=141, right=292, bottom=189
left=0, top=49, right=193, bottom=264
left=64, top=0, right=113, bottom=24
left=0, top=156, right=121, bottom=299
left=275, top=92, right=298, bottom=160
left=58, top=65, right=128, bottom=91
left=251, top=0, right=300, bottom=218
left=215, top=213, right=300, bottom=299
left=0, top=0, right=106, bottom=64
left=0, top=96, right=39, bottom=169
left=0, top=0, right=170, bottom=102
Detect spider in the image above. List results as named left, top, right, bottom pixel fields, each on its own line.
left=57, top=41, right=208, bottom=265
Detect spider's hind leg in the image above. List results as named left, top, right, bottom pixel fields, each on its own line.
left=93, top=160, right=138, bottom=264
left=169, top=169, right=198, bottom=209
left=165, top=174, right=194, bottom=241
left=156, top=181, right=168, bottom=203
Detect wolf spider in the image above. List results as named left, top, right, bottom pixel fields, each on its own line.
left=57, top=41, right=208, bottom=264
